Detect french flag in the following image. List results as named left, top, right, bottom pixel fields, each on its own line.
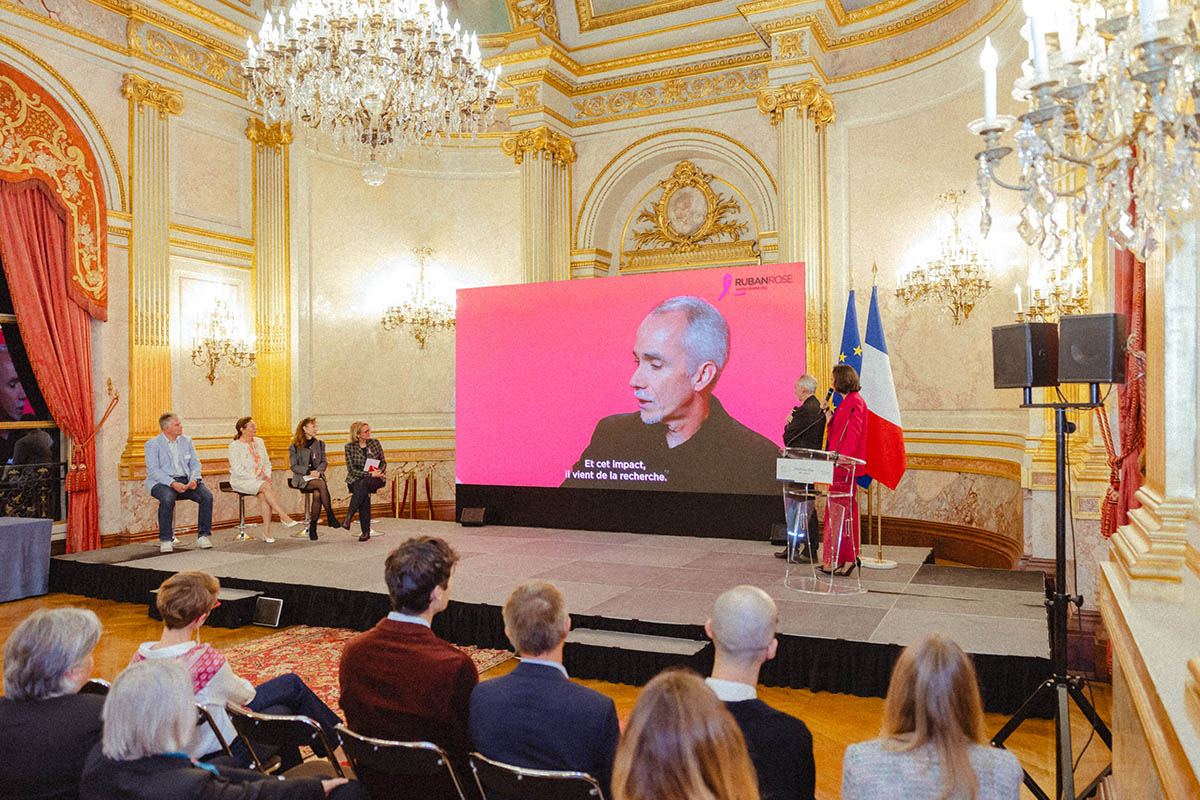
left=859, top=286, right=906, bottom=490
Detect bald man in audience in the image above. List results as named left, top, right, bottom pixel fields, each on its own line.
left=469, top=581, right=620, bottom=798
left=705, top=585, right=816, bottom=800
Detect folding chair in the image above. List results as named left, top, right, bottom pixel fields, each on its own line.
left=226, top=702, right=344, bottom=779
left=469, top=751, right=604, bottom=800
left=336, top=724, right=467, bottom=800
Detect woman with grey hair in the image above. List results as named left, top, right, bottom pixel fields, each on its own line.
left=81, top=659, right=366, bottom=800
left=0, top=607, right=104, bottom=800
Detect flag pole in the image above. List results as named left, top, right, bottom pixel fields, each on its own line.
left=861, top=483, right=897, bottom=569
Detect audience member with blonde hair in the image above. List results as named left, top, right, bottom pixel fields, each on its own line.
left=841, top=632, right=1022, bottom=800
left=612, top=668, right=760, bottom=800
left=81, top=658, right=364, bottom=799
left=228, top=416, right=300, bottom=543
left=0, top=608, right=104, bottom=800
left=343, top=420, right=386, bottom=541
left=470, top=580, right=620, bottom=796
left=131, top=571, right=342, bottom=768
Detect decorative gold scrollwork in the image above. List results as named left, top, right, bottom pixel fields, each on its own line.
left=500, top=126, right=576, bottom=166
left=120, top=73, right=184, bottom=119
left=631, top=161, right=748, bottom=254
left=245, top=118, right=294, bottom=149
left=757, top=79, right=835, bottom=127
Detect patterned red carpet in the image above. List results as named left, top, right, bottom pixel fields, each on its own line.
left=224, top=625, right=513, bottom=716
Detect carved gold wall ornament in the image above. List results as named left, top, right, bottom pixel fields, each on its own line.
left=775, top=31, right=808, bottom=59
left=127, top=20, right=244, bottom=93
left=500, top=126, right=576, bottom=166
left=574, top=67, right=768, bottom=120
left=631, top=161, right=749, bottom=254
left=0, top=65, right=109, bottom=319
left=510, top=0, right=559, bottom=38
left=757, top=79, right=835, bottom=127
left=245, top=118, right=294, bottom=149
left=516, top=85, right=540, bottom=109
left=119, top=73, right=183, bottom=118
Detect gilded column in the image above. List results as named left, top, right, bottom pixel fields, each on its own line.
left=246, top=118, right=293, bottom=452
left=119, top=74, right=183, bottom=472
left=758, top=80, right=834, bottom=383
left=500, top=127, right=576, bottom=283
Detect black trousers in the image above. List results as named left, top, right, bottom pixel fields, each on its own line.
left=344, top=476, right=385, bottom=533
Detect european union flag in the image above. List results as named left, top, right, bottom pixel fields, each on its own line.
left=833, top=289, right=862, bottom=408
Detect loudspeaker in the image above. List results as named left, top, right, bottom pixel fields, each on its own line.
left=460, top=507, right=486, bottom=527
left=992, top=322, right=1059, bottom=389
left=1058, top=313, right=1127, bottom=384
left=253, top=597, right=283, bottom=627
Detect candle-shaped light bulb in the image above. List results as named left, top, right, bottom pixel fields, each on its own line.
left=980, top=36, right=999, bottom=123
left=1023, top=0, right=1050, bottom=81
left=1139, top=0, right=1166, bottom=40
left=1014, top=284, right=1023, bottom=313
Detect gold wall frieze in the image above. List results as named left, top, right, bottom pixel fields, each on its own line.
left=109, top=0, right=252, bottom=39
left=127, top=19, right=244, bottom=94
left=500, top=126, right=576, bottom=166
left=905, top=453, right=1021, bottom=482
left=575, top=0, right=725, bottom=32
left=169, top=222, right=252, bottom=247
left=574, top=65, right=768, bottom=121
left=245, top=118, right=293, bottom=149
left=573, top=51, right=767, bottom=93
left=120, top=73, right=183, bottom=117
left=506, top=105, right=577, bottom=131
left=168, top=237, right=253, bottom=262
left=757, top=79, right=835, bottom=127
left=622, top=240, right=759, bottom=273
left=490, top=33, right=763, bottom=80
left=0, top=34, right=127, bottom=211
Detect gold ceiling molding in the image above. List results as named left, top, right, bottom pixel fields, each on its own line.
left=575, top=0, right=726, bottom=32
left=489, top=33, right=763, bottom=79
left=510, top=0, right=560, bottom=38
left=500, top=126, right=576, bottom=165
left=760, top=0, right=978, bottom=52
left=757, top=79, right=834, bottom=127
left=127, top=20, right=244, bottom=93
left=575, top=65, right=767, bottom=120
left=120, top=73, right=183, bottom=117
left=99, top=0, right=253, bottom=39
left=245, top=117, right=293, bottom=149
left=169, top=221, right=252, bottom=247
left=0, top=32, right=126, bottom=211
left=575, top=50, right=766, bottom=92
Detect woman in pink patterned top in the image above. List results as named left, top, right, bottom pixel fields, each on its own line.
left=228, top=416, right=301, bottom=543
left=131, top=571, right=341, bottom=769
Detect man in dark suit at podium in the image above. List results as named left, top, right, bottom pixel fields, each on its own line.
left=778, top=374, right=825, bottom=559
left=469, top=581, right=620, bottom=798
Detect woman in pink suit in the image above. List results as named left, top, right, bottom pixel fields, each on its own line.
left=821, top=364, right=867, bottom=576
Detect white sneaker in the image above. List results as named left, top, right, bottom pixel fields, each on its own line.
left=197, top=536, right=213, bottom=549
left=160, top=541, right=173, bottom=553
left=264, top=535, right=275, bottom=543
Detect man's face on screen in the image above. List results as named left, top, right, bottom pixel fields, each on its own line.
left=630, top=310, right=701, bottom=426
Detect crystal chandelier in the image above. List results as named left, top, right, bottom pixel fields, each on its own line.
left=191, top=301, right=256, bottom=385
left=1015, top=250, right=1091, bottom=322
left=970, top=0, right=1200, bottom=261
left=242, top=0, right=502, bottom=186
left=896, top=191, right=993, bottom=325
left=381, top=246, right=455, bottom=348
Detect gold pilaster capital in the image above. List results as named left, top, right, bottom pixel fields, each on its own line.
left=120, top=73, right=183, bottom=118
left=245, top=117, right=294, bottom=148
left=501, top=126, right=576, bottom=166
left=757, top=79, right=835, bottom=127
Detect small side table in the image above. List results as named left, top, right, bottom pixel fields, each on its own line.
left=0, top=516, right=52, bottom=602
left=392, top=472, right=435, bottom=520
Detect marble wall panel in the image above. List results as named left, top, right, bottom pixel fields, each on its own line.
left=880, top=468, right=1023, bottom=547
left=171, top=121, right=247, bottom=231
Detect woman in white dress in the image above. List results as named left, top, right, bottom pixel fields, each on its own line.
left=227, top=416, right=299, bottom=543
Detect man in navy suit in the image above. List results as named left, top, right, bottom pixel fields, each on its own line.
left=705, top=585, right=815, bottom=800
left=469, top=581, right=620, bottom=798
left=144, top=412, right=212, bottom=552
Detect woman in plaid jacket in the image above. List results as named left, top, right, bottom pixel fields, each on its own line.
left=344, top=420, right=386, bottom=542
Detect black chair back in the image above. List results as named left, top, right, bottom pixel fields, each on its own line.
left=468, top=752, right=604, bottom=800
left=226, top=702, right=343, bottom=777
left=336, top=724, right=467, bottom=799
left=197, top=703, right=234, bottom=757
left=79, top=678, right=110, bottom=696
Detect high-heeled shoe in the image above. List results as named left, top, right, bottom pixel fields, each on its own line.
left=282, top=518, right=301, bottom=529
left=833, top=559, right=860, bottom=577
left=817, top=564, right=833, bottom=575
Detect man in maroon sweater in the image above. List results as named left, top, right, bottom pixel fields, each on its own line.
left=338, top=536, right=478, bottom=800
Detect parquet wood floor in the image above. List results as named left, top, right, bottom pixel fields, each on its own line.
left=0, top=594, right=1112, bottom=799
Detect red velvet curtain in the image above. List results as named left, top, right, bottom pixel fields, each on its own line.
left=0, top=179, right=98, bottom=552
left=1106, top=248, right=1146, bottom=536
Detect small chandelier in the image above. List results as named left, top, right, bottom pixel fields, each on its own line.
left=192, top=301, right=256, bottom=385
left=381, top=246, right=455, bottom=348
left=896, top=191, right=993, bottom=325
left=1016, top=250, right=1090, bottom=323
left=970, top=1, right=1200, bottom=261
left=243, top=0, right=502, bottom=186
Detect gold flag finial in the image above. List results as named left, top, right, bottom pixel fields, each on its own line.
left=872, top=260, right=879, bottom=286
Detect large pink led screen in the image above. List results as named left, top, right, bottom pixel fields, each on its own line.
left=456, top=263, right=807, bottom=495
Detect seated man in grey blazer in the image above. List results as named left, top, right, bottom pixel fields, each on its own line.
left=469, top=581, right=620, bottom=798
left=143, top=412, right=212, bottom=553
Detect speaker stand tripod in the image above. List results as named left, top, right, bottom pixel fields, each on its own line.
left=991, top=390, right=1112, bottom=800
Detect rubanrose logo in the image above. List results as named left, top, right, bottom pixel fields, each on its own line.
left=717, top=270, right=795, bottom=299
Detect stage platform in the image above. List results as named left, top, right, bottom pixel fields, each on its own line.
left=50, top=518, right=1051, bottom=713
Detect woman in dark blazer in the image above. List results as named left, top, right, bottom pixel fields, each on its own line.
left=343, top=420, right=386, bottom=542
left=289, top=417, right=340, bottom=540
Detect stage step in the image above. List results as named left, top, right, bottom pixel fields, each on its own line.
left=568, top=627, right=708, bottom=655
